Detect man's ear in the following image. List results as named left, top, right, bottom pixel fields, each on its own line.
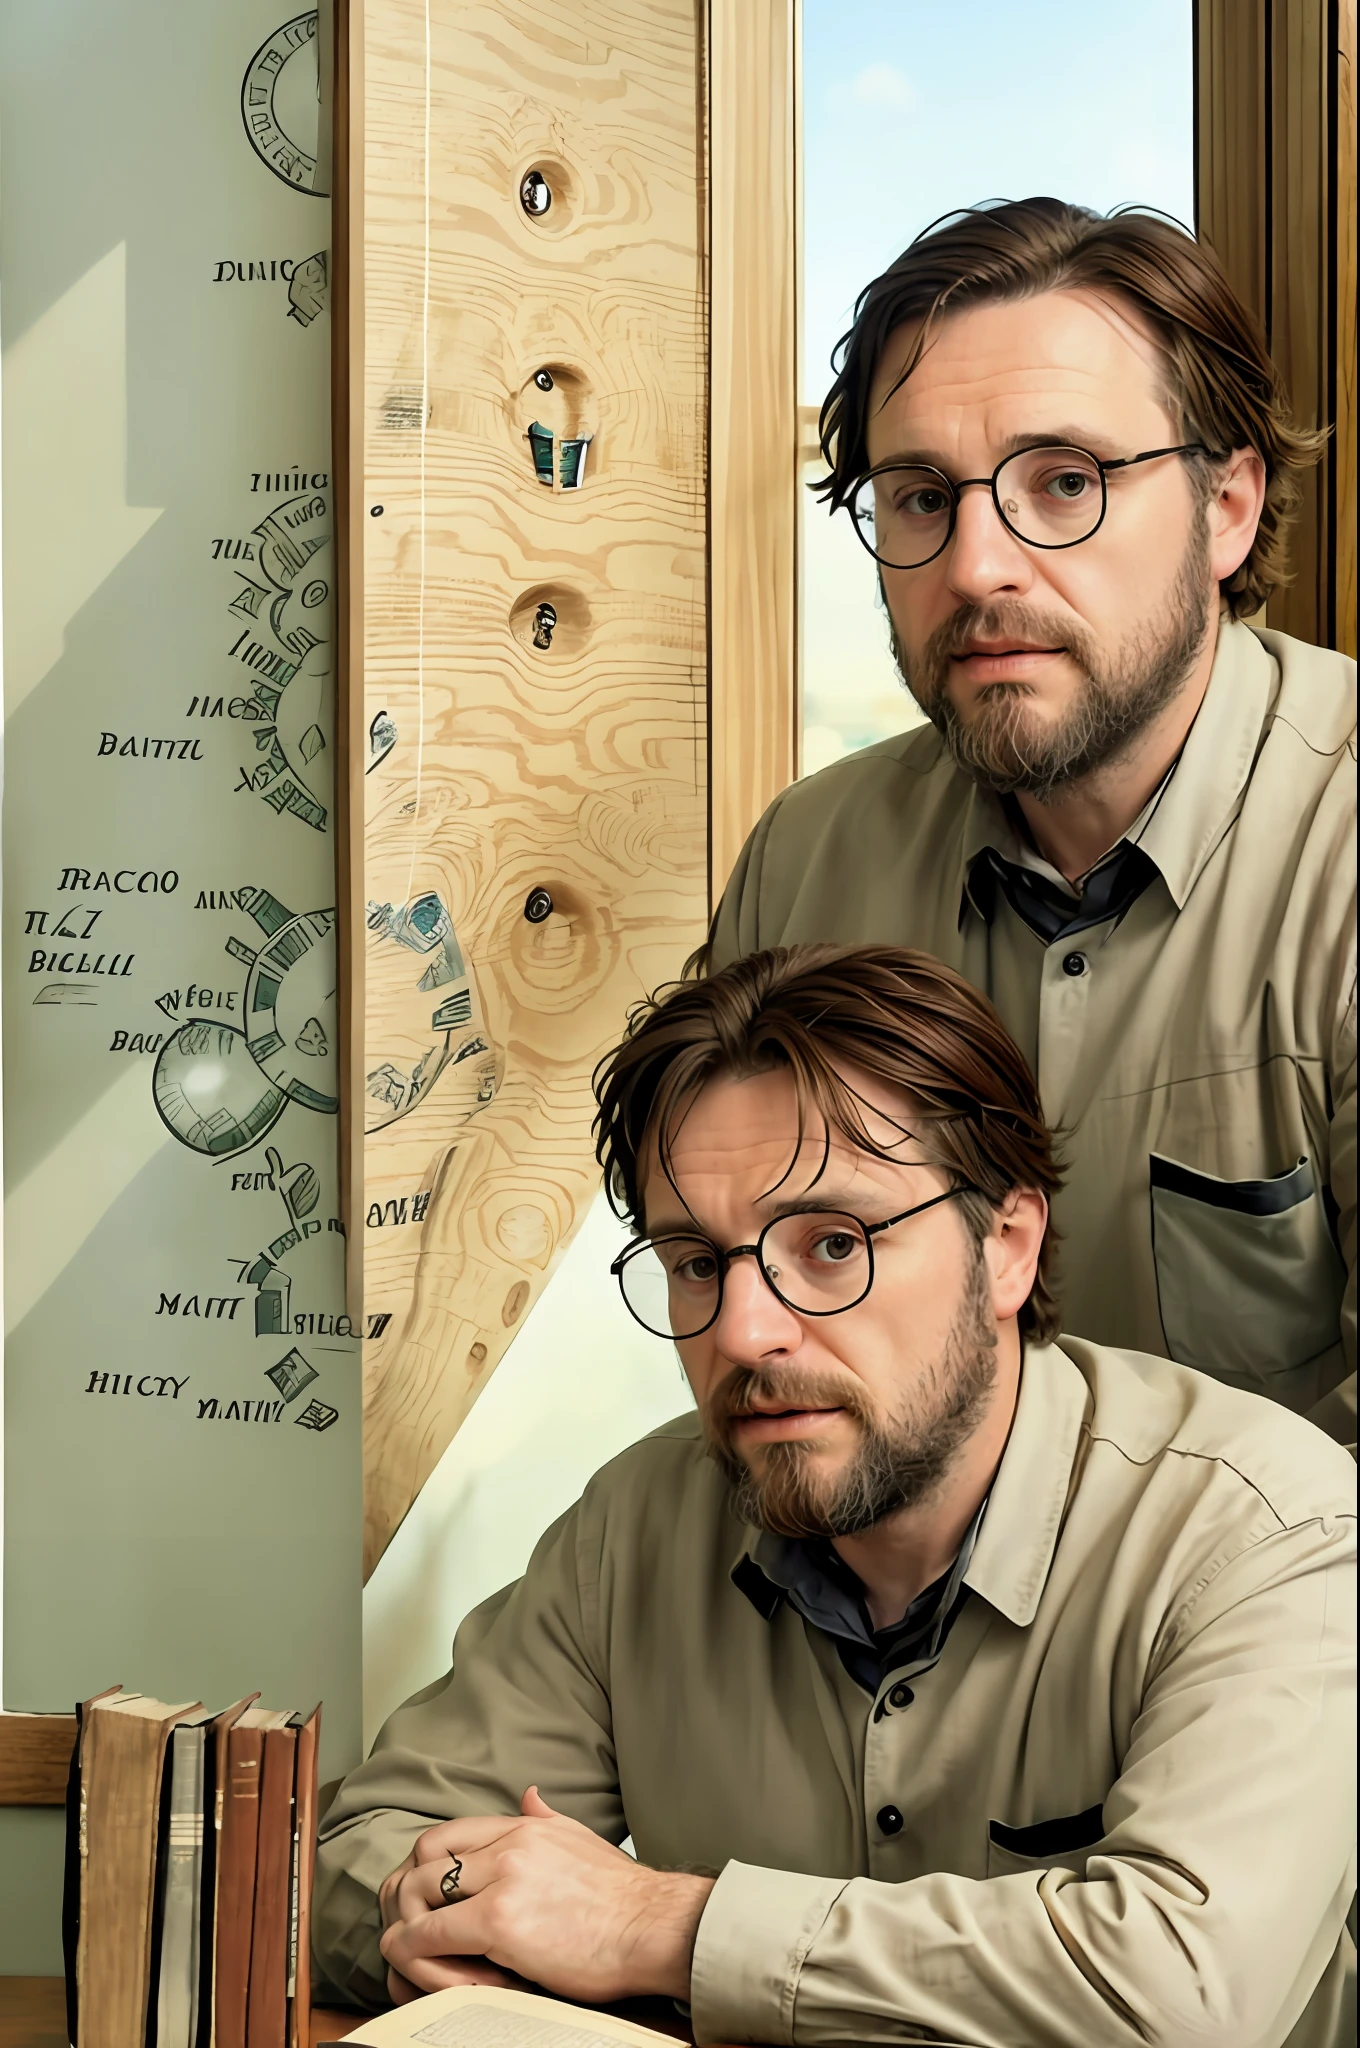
left=984, top=1188, right=1047, bottom=1325
left=1206, top=445, right=1266, bottom=587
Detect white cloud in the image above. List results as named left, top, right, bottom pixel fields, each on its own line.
left=850, top=62, right=915, bottom=108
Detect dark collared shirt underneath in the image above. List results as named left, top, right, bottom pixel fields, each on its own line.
left=969, top=836, right=1160, bottom=946
left=732, top=1499, right=987, bottom=1695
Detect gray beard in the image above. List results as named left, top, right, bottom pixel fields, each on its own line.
left=705, top=1248, right=998, bottom=1540
left=893, top=517, right=1213, bottom=804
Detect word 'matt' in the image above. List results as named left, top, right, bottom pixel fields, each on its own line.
left=157, top=1293, right=244, bottom=1320
left=97, top=733, right=203, bottom=761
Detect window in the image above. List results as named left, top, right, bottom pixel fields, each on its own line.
left=799, top=0, right=1196, bottom=774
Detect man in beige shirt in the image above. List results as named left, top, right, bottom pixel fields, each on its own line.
left=708, top=199, right=1355, bottom=1441
left=316, top=946, right=1356, bottom=2046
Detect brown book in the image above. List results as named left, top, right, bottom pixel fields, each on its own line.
left=288, top=1705, right=322, bottom=2048
left=75, top=1689, right=200, bottom=2048
left=215, top=1707, right=283, bottom=2048
left=245, top=1717, right=297, bottom=2048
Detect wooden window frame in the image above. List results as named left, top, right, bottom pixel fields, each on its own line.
left=1195, top=0, right=1358, bottom=655
left=705, top=0, right=802, bottom=898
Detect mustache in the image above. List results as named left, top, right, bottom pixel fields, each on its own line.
left=704, top=1364, right=874, bottom=1439
left=922, top=600, right=1090, bottom=682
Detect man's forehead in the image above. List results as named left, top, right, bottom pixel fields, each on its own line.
left=641, top=1066, right=931, bottom=1203
left=867, top=285, right=1170, bottom=440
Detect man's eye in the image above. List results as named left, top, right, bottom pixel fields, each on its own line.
left=900, top=486, right=950, bottom=518
left=1043, top=469, right=1093, bottom=500
left=674, top=1252, right=719, bottom=1285
left=808, top=1231, right=859, bottom=1264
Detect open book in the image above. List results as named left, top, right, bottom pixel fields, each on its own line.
left=323, top=1988, right=680, bottom=2048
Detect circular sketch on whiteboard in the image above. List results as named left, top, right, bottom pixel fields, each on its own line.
left=241, top=12, right=329, bottom=194
left=153, top=1023, right=287, bottom=1159
left=242, top=905, right=339, bottom=1113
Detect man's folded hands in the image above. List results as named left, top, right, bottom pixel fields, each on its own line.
left=378, top=1786, right=716, bottom=2007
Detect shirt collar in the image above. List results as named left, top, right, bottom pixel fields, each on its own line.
left=958, top=619, right=1279, bottom=924
left=743, top=1496, right=987, bottom=1652
left=961, top=1340, right=1090, bottom=1627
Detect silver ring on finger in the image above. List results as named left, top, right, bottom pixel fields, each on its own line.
left=439, top=1854, right=464, bottom=1905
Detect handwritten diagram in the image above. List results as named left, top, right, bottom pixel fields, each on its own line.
left=227, top=490, right=333, bottom=832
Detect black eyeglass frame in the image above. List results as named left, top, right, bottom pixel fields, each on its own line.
left=844, top=441, right=1219, bottom=571
left=609, top=1184, right=980, bottom=1341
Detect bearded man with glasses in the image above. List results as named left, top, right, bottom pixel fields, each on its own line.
left=707, top=198, right=1356, bottom=1449
left=315, top=947, right=1356, bottom=2048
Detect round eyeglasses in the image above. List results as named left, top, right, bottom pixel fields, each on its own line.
left=610, top=1186, right=978, bottom=1341
left=845, top=442, right=1215, bottom=571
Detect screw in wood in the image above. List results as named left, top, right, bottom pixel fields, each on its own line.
left=531, top=603, right=558, bottom=650
left=520, top=169, right=552, bottom=217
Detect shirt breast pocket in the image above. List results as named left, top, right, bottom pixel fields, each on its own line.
left=1149, top=1152, right=1346, bottom=1392
left=986, top=1804, right=1105, bottom=1881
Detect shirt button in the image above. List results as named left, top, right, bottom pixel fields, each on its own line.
left=876, top=1804, right=905, bottom=1836
left=888, top=1682, right=914, bottom=1709
left=1062, top=950, right=1088, bottom=977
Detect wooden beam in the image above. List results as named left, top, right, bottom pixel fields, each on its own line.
left=1268, top=0, right=1330, bottom=643
left=706, top=0, right=799, bottom=900
left=333, top=0, right=367, bottom=1323
left=1194, top=0, right=1268, bottom=330
left=0, top=1714, right=75, bottom=1806
left=1195, top=0, right=1356, bottom=649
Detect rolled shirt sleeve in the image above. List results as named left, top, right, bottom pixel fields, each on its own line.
left=690, top=1510, right=1357, bottom=2048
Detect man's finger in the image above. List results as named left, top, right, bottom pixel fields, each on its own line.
left=413, top=1813, right=527, bottom=1862
left=381, top=1898, right=497, bottom=1967
left=520, top=1784, right=559, bottom=1819
left=389, top=1953, right=517, bottom=1995
left=398, top=1842, right=500, bottom=1918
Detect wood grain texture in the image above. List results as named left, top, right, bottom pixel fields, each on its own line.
left=706, top=0, right=799, bottom=896
left=1268, top=0, right=1329, bottom=644
left=0, top=1714, right=75, bottom=1805
left=0, top=1981, right=69, bottom=2048
left=1194, top=0, right=1267, bottom=328
left=354, top=1, right=708, bottom=1572
left=1335, top=0, right=1357, bottom=657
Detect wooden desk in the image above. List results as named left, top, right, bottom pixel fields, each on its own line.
left=0, top=1978, right=366, bottom=2046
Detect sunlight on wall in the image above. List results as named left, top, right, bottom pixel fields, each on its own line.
left=362, top=1193, right=694, bottom=1749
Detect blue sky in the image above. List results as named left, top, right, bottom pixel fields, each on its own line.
left=802, top=0, right=1196, bottom=400
left=798, top=0, right=1196, bottom=767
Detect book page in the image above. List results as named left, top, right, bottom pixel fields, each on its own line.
left=335, top=1987, right=680, bottom=2048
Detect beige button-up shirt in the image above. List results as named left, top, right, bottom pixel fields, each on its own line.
left=708, top=623, right=1357, bottom=1442
left=314, top=1339, right=1357, bottom=2046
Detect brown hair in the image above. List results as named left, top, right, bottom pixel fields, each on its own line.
left=593, top=944, right=1064, bottom=1343
left=816, top=197, right=1325, bottom=621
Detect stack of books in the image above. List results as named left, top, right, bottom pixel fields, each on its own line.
left=63, top=1685, right=321, bottom=2048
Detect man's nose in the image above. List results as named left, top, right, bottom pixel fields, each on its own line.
left=944, top=482, right=1034, bottom=605
left=711, top=1251, right=801, bottom=1362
